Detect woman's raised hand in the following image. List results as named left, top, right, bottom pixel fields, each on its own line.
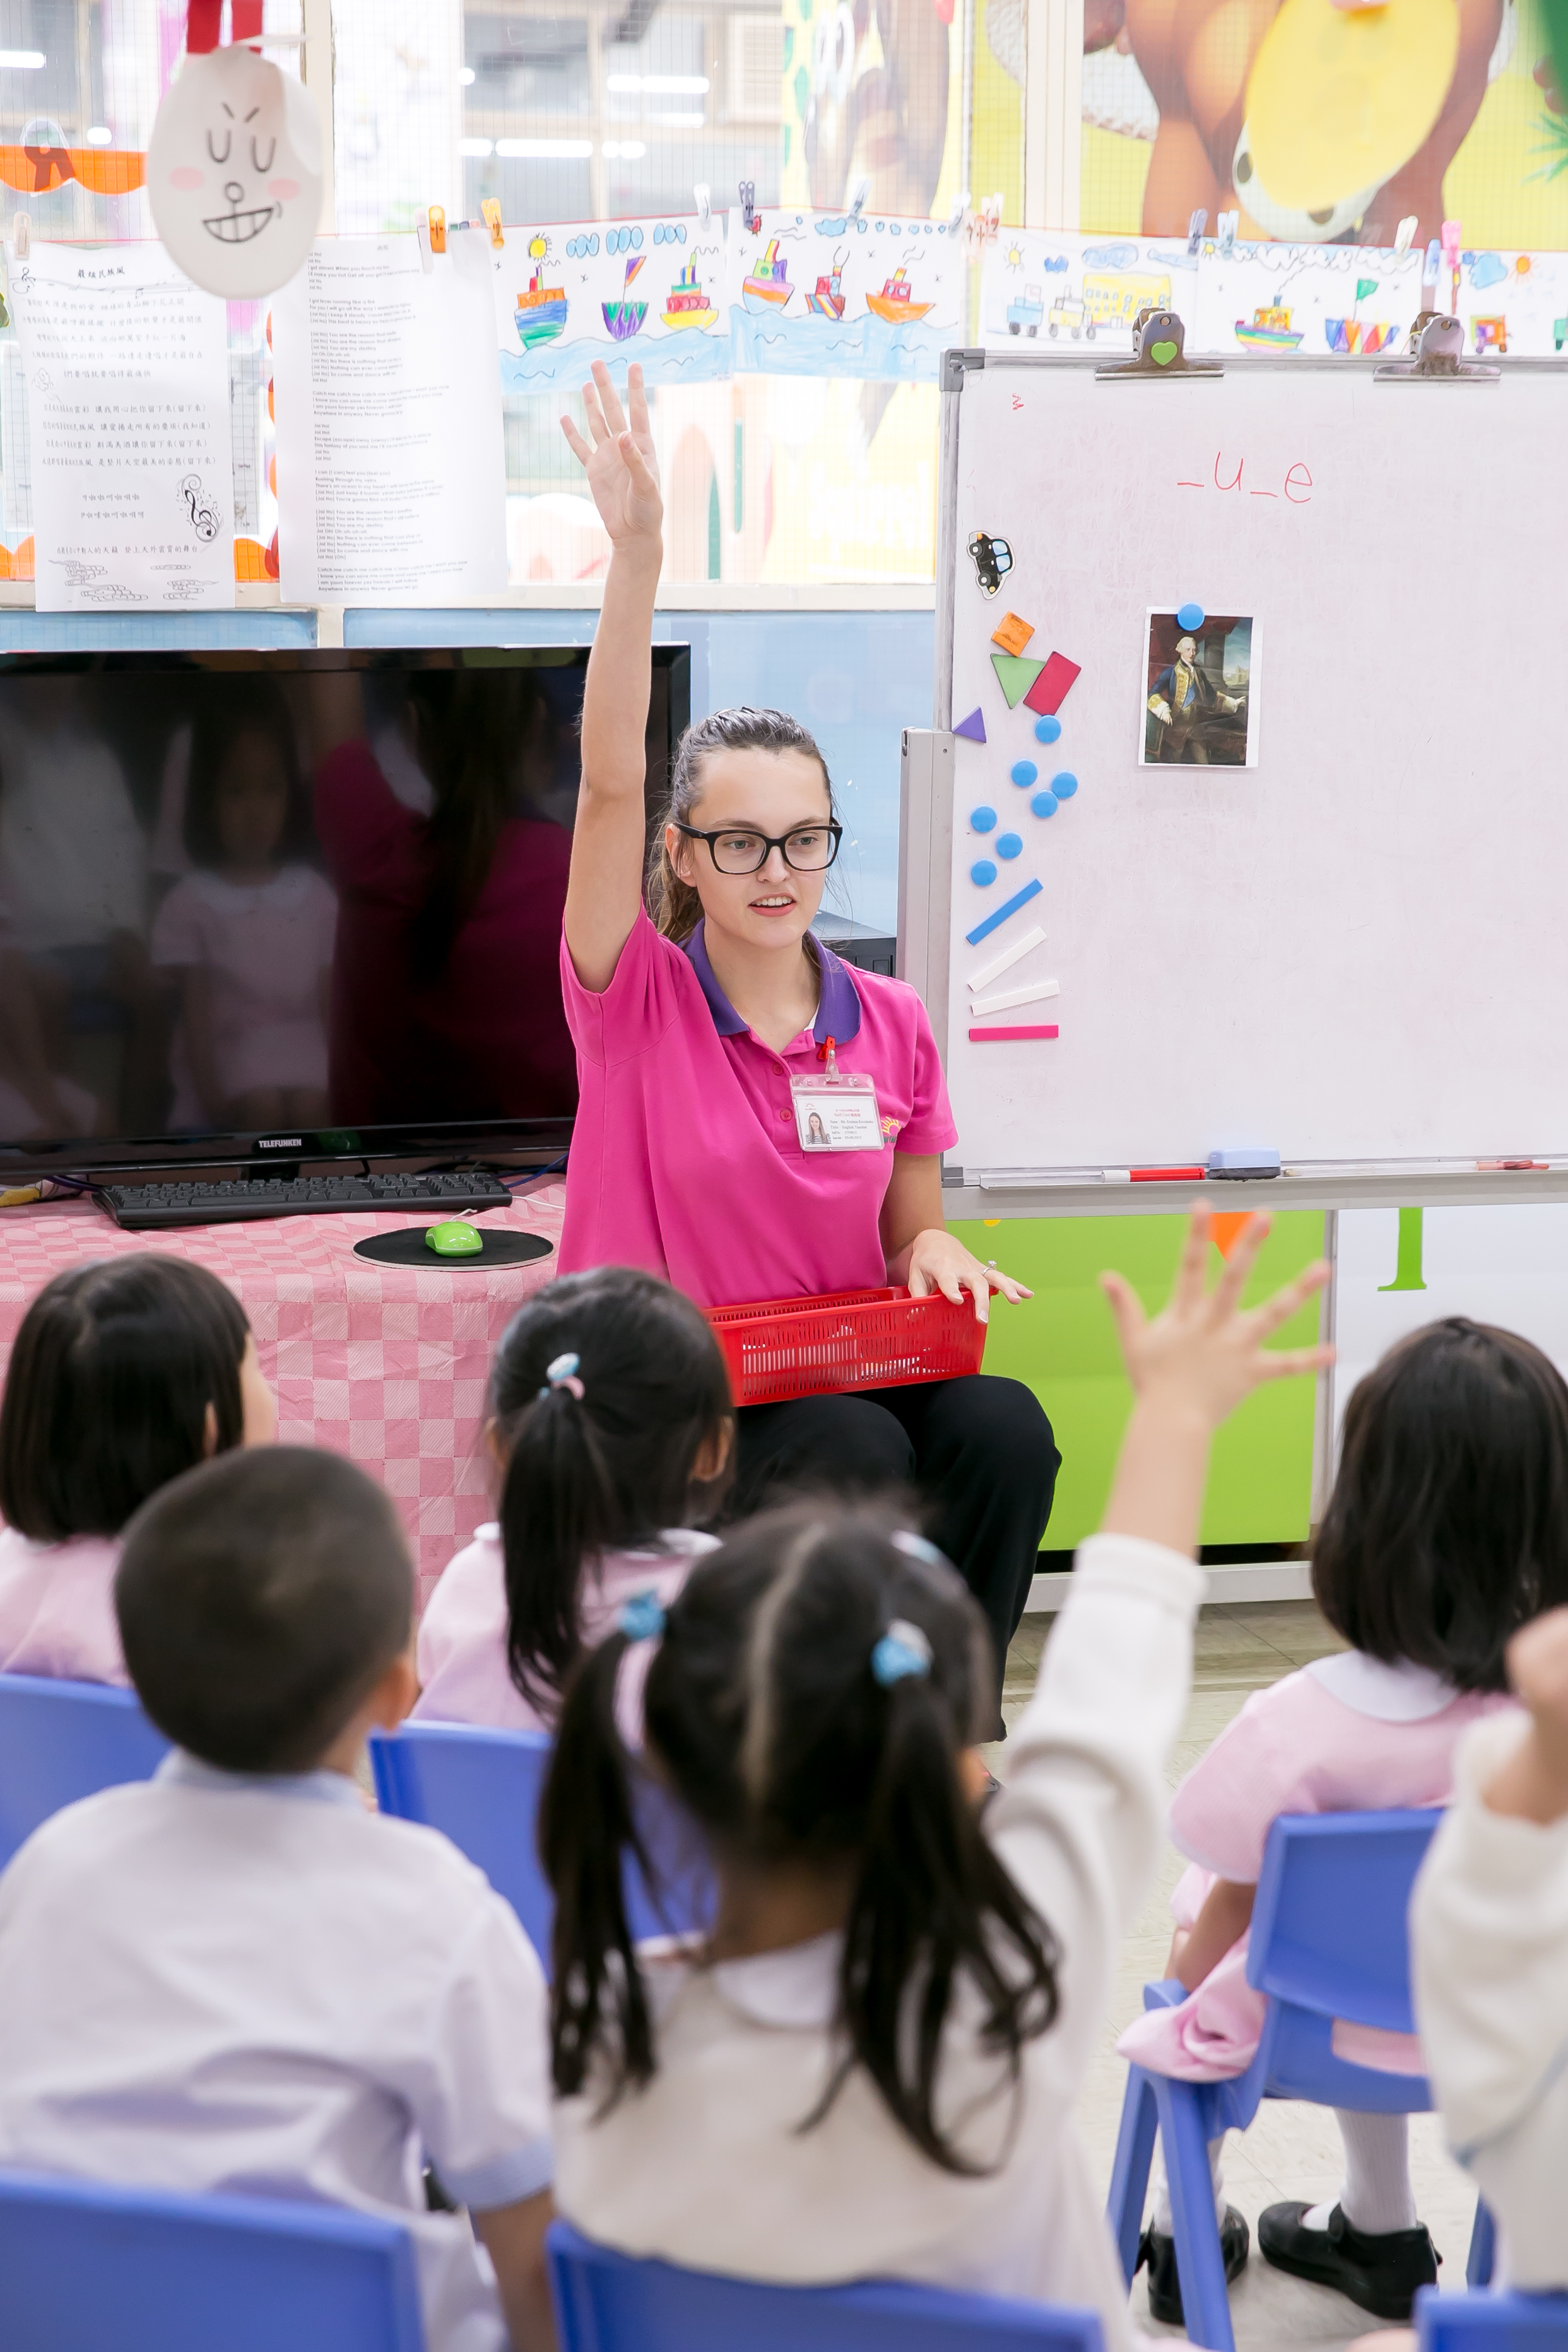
left=1102, top=1203, right=1332, bottom=1433
left=561, top=360, right=662, bottom=552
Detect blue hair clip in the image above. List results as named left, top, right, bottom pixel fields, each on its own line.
left=871, top=1617, right=933, bottom=1687
left=539, top=1351, right=584, bottom=1402
left=619, top=1588, right=666, bottom=1645
left=891, top=1529, right=950, bottom=1571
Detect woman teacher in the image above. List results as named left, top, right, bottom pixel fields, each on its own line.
left=557, top=364, right=1059, bottom=1718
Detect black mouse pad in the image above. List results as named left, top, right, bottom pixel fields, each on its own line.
left=353, top=1229, right=555, bottom=1268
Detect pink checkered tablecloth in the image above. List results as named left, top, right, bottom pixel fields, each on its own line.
left=0, top=1185, right=567, bottom=1607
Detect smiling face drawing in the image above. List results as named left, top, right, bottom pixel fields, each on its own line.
left=149, top=42, right=322, bottom=298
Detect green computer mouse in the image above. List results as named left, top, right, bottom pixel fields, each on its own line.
left=426, top=1219, right=483, bottom=1257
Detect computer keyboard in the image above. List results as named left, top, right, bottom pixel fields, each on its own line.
left=99, top=1171, right=514, bottom=1231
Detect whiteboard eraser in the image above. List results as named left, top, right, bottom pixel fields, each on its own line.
left=1206, top=1148, right=1281, bottom=1179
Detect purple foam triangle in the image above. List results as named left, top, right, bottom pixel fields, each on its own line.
left=954, top=706, right=987, bottom=743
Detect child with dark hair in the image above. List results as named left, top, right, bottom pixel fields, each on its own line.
left=540, top=1206, right=1329, bottom=2346
left=0, top=1255, right=274, bottom=1685
left=1121, top=1315, right=1564, bottom=2325
left=151, top=681, right=336, bottom=1132
left=415, top=1267, right=733, bottom=1735
left=0, top=1446, right=556, bottom=2352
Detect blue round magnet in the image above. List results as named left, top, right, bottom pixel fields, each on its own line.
left=1010, top=759, right=1038, bottom=788
left=1176, top=601, right=1205, bottom=632
left=1052, top=771, right=1078, bottom=799
left=1031, top=791, right=1059, bottom=818
left=1033, top=714, right=1061, bottom=745
left=970, top=859, right=998, bottom=886
left=970, top=805, right=996, bottom=832
left=996, top=832, right=1023, bottom=860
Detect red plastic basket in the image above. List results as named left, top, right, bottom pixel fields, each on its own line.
left=704, top=1286, right=987, bottom=1407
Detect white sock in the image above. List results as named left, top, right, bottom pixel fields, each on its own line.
left=1299, top=2113, right=1417, bottom=2237
left=1152, top=2131, right=1227, bottom=2234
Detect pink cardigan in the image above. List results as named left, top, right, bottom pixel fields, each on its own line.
left=0, top=1527, right=127, bottom=1686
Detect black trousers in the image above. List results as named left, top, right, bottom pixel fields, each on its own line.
left=731, top=1373, right=1060, bottom=1733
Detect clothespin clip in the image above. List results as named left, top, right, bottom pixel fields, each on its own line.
left=1186, top=208, right=1208, bottom=256
left=849, top=175, right=871, bottom=221
left=1394, top=215, right=1417, bottom=256
left=738, top=179, right=760, bottom=235
left=963, top=191, right=1002, bottom=261
left=946, top=187, right=970, bottom=233
left=694, top=182, right=711, bottom=229
left=480, top=198, right=504, bottom=249
left=416, top=204, right=445, bottom=273
left=1440, top=216, right=1461, bottom=309
left=1216, top=209, right=1238, bottom=255
left=13, top=211, right=30, bottom=261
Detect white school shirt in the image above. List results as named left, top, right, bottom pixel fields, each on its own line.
left=0, top=1754, right=553, bottom=2352
left=0, top=1525, right=127, bottom=1685
left=414, top=1523, right=719, bottom=1737
left=1412, top=1710, right=1568, bottom=2291
left=552, top=1532, right=1206, bottom=2350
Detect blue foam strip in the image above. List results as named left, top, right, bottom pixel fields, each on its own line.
left=965, top=876, right=1042, bottom=946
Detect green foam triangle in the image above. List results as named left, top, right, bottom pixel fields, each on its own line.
left=991, top=651, right=1044, bottom=709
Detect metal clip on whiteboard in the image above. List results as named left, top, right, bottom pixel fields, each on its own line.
left=1096, top=307, right=1222, bottom=381
left=1374, top=310, right=1499, bottom=382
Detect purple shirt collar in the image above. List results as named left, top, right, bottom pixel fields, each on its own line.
left=683, top=919, right=863, bottom=1048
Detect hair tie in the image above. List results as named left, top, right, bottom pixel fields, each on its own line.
left=539, top=1350, right=584, bottom=1402
left=871, top=1617, right=933, bottom=1687
left=619, top=1588, right=666, bottom=1644
left=891, top=1528, right=950, bottom=1571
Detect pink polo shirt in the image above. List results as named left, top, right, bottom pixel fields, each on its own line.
left=558, top=911, right=957, bottom=1309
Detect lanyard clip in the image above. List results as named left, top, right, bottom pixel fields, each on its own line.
left=817, top=1034, right=837, bottom=1076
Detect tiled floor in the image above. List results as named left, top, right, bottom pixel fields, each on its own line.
left=993, top=1602, right=1480, bottom=2351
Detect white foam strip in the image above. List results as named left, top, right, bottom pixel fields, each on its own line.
left=967, top=923, right=1046, bottom=993
left=971, top=977, right=1061, bottom=1017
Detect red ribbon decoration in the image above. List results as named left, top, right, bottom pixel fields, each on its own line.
left=187, top=0, right=265, bottom=54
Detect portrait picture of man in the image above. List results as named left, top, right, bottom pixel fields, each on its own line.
left=1140, top=613, right=1259, bottom=769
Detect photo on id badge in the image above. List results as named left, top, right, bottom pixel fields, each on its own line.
left=1140, top=611, right=1259, bottom=769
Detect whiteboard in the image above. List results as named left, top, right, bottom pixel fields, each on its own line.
left=930, top=352, right=1568, bottom=1181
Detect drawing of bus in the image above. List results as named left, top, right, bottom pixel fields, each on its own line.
left=1083, top=270, right=1173, bottom=331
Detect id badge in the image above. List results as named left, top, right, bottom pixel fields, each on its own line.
left=791, top=1068, right=885, bottom=1152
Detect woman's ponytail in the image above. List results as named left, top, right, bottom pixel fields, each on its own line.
left=540, top=1627, right=655, bottom=2098
left=500, top=1371, right=620, bottom=1713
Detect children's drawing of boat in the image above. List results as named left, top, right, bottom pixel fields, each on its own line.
left=663, top=259, right=718, bottom=329
left=806, top=252, right=846, bottom=319
left=1325, top=317, right=1396, bottom=354
left=866, top=266, right=933, bottom=324
left=516, top=269, right=569, bottom=348
left=601, top=254, right=647, bottom=342
left=1234, top=304, right=1303, bottom=350
left=743, top=238, right=792, bottom=314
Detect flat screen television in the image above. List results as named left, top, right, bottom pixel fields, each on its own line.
left=0, top=645, right=690, bottom=1179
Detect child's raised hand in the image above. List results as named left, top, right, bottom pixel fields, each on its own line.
left=560, top=360, right=662, bottom=552
left=1100, top=1202, right=1332, bottom=1433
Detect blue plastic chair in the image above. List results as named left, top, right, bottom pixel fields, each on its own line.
left=1418, top=2288, right=1568, bottom=2352
left=0, top=1671, right=169, bottom=1872
left=546, top=2218, right=1105, bottom=2352
left=1107, top=1809, right=1493, bottom=2352
left=370, top=1720, right=713, bottom=1974
left=0, top=2166, right=425, bottom=2352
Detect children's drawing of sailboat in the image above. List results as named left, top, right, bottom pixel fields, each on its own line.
left=662, top=258, right=718, bottom=329
left=865, top=265, right=933, bottom=324
left=516, top=268, right=569, bottom=348
left=1326, top=278, right=1393, bottom=355
left=806, top=251, right=846, bottom=319
left=743, top=238, right=793, bottom=314
left=1234, top=304, right=1303, bottom=350
left=601, top=254, right=648, bottom=342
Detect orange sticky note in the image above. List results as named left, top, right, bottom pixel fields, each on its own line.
left=990, top=611, right=1035, bottom=658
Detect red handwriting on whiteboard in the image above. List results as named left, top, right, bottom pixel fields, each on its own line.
left=1176, top=456, right=1313, bottom=502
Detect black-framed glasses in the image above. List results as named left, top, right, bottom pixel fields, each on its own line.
left=676, top=820, right=842, bottom=876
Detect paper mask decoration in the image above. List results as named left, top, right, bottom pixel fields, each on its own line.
left=148, top=40, right=322, bottom=299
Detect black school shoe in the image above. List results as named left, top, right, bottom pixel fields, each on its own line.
left=1258, top=2201, right=1439, bottom=2320
left=1136, top=2207, right=1250, bottom=2326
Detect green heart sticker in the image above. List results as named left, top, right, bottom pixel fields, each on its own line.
left=1150, top=339, right=1178, bottom=367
